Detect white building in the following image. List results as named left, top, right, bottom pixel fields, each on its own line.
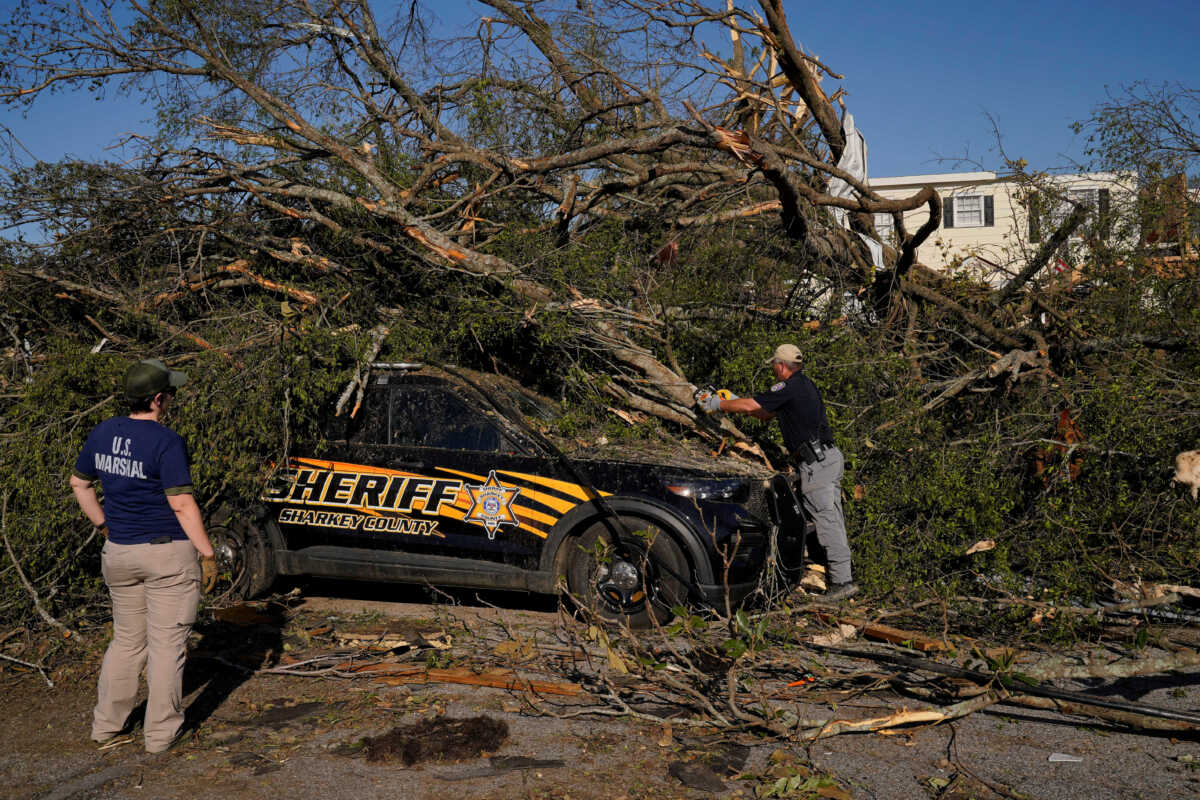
left=869, top=171, right=1134, bottom=284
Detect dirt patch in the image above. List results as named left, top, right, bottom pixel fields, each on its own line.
left=362, top=715, right=509, bottom=765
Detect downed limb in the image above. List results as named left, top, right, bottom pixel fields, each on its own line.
left=874, top=348, right=1047, bottom=432
left=1001, top=693, right=1200, bottom=733
left=798, top=691, right=1004, bottom=741
left=12, top=266, right=237, bottom=363
left=334, top=322, right=390, bottom=418
left=811, top=611, right=948, bottom=652
left=1016, top=648, right=1200, bottom=681
left=995, top=202, right=1089, bottom=307
left=964, top=588, right=1191, bottom=618
left=260, top=654, right=584, bottom=697
left=816, top=644, right=1200, bottom=728
left=1112, top=580, right=1200, bottom=603
left=144, top=259, right=321, bottom=309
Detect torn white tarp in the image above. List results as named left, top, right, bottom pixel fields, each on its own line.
left=827, top=112, right=867, bottom=230
left=857, top=232, right=883, bottom=268
left=827, top=113, right=884, bottom=268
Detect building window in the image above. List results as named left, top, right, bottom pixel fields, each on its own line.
left=1053, top=189, right=1097, bottom=236
left=1031, top=187, right=1110, bottom=243
left=943, top=194, right=994, bottom=229
left=955, top=195, right=984, bottom=227
left=873, top=212, right=894, bottom=239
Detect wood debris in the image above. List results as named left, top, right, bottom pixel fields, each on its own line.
left=812, top=612, right=948, bottom=652
left=809, top=623, right=857, bottom=647
left=330, top=628, right=451, bottom=651
left=965, top=539, right=996, bottom=555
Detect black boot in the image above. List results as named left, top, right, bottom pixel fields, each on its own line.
left=823, top=582, right=858, bottom=602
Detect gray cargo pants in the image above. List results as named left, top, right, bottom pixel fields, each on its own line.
left=796, top=445, right=852, bottom=585
left=92, top=539, right=200, bottom=753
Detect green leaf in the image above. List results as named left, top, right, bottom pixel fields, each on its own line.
left=721, top=638, right=748, bottom=660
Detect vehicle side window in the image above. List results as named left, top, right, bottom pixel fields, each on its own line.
left=344, top=384, right=389, bottom=445
left=389, top=385, right=509, bottom=451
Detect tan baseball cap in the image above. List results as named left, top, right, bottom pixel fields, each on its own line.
left=764, top=344, right=802, bottom=366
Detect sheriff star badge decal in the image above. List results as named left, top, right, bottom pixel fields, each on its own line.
left=465, top=471, right=522, bottom=539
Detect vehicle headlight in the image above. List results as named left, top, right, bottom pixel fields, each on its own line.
left=665, top=479, right=748, bottom=503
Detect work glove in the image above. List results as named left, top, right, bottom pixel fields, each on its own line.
left=699, top=390, right=735, bottom=413
left=200, top=556, right=219, bottom=593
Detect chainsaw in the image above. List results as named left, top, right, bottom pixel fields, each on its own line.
left=693, top=384, right=736, bottom=405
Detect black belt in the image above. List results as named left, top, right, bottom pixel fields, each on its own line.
left=791, top=440, right=835, bottom=466
left=149, top=536, right=176, bottom=545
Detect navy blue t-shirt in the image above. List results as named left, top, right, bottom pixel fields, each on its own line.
left=753, top=373, right=834, bottom=452
left=73, top=417, right=192, bottom=544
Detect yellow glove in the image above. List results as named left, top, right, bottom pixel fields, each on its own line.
left=200, top=556, right=219, bottom=593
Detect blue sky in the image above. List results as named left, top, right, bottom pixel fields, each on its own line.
left=2, top=0, right=1197, bottom=177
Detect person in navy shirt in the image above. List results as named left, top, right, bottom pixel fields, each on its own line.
left=699, top=344, right=857, bottom=601
left=70, top=358, right=217, bottom=753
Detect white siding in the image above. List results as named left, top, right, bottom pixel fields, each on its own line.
left=868, top=172, right=1133, bottom=285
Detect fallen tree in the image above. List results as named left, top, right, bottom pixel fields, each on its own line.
left=0, top=2, right=1197, bottom=633
left=0, top=0, right=960, bottom=434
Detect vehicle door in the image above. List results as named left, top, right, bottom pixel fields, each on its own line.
left=374, top=374, right=595, bottom=567
left=266, top=373, right=603, bottom=567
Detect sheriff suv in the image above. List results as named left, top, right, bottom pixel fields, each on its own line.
left=212, top=364, right=809, bottom=627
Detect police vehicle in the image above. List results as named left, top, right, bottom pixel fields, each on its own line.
left=212, top=364, right=809, bottom=627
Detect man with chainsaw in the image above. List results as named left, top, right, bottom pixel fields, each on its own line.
left=697, top=344, right=857, bottom=601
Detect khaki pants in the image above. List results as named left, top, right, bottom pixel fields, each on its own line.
left=92, top=539, right=200, bottom=752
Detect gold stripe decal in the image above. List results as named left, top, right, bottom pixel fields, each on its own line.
left=439, top=468, right=581, bottom=514
left=507, top=487, right=576, bottom=514
left=497, top=470, right=611, bottom=502
left=510, top=505, right=557, bottom=526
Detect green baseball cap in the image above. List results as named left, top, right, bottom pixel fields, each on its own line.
left=125, top=358, right=187, bottom=400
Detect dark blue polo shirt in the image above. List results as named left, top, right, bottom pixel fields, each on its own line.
left=753, top=373, right=834, bottom=452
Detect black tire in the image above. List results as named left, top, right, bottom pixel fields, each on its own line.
left=565, top=515, right=690, bottom=629
left=207, top=515, right=276, bottom=603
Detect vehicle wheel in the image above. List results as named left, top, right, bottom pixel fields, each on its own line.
left=565, top=516, right=690, bottom=629
left=207, top=515, right=276, bottom=602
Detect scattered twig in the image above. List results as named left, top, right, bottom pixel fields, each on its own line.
left=811, top=611, right=948, bottom=652
left=1, top=492, right=77, bottom=641
left=0, top=651, right=55, bottom=688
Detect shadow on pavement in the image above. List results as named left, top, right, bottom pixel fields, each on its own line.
left=182, top=601, right=287, bottom=734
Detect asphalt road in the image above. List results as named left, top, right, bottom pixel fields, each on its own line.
left=3, top=586, right=1199, bottom=800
